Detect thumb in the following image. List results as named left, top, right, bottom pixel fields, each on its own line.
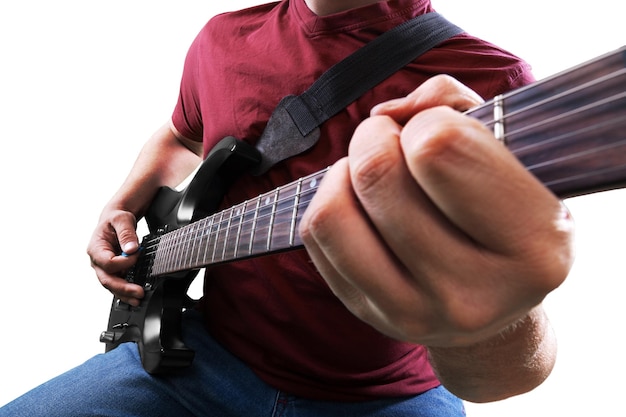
left=121, top=240, right=140, bottom=256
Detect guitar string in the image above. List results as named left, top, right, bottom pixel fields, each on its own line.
left=215, top=90, right=626, bottom=259
left=502, top=110, right=626, bottom=157
left=152, top=94, right=626, bottom=275
left=473, top=68, right=626, bottom=128
left=150, top=64, right=626, bottom=276
left=165, top=184, right=318, bottom=271
left=491, top=92, right=626, bottom=153
left=524, top=117, right=626, bottom=170
left=153, top=125, right=626, bottom=276
left=465, top=52, right=625, bottom=124
left=150, top=170, right=327, bottom=274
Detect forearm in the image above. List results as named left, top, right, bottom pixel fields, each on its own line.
left=427, top=305, right=557, bottom=403
left=104, top=122, right=203, bottom=218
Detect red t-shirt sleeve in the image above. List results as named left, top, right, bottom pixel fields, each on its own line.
left=171, top=31, right=205, bottom=142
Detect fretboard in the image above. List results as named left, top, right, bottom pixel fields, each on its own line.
left=468, top=46, right=626, bottom=197
left=146, top=46, right=626, bottom=278
left=148, top=168, right=328, bottom=276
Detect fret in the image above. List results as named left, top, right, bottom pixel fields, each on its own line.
left=269, top=182, right=298, bottom=251
left=165, top=231, right=176, bottom=272
left=493, top=94, right=505, bottom=143
left=167, top=228, right=183, bottom=273
left=247, top=197, right=261, bottom=256
left=189, top=220, right=201, bottom=267
left=235, top=200, right=255, bottom=258
left=229, top=201, right=247, bottom=261
left=197, top=216, right=210, bottom=266
left=291, top=170, right=327, bottom=247
left=180, top=223, right=192, bottom=270
left=157, top=232, right=171, bottom=275
left=164, top=228, right=177, bottom=273
left=195, top=217, right=211, bottom=267
left=219, top=207, right=234, bottom=262
left=211, top=211, right=225, bottom=263
left=250, top=191, right=276, bottom=255
left=289, top=178, right=303, bottom=247
left=186, top=222, right=202, bottom=269
left=178, top=226, right=192, bottom=271
left=266, top=188, right=280, bottom=251
left=202, top=214, right=218, bottom=265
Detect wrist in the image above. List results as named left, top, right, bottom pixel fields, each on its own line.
left=427, top=305, right=557, bottom=402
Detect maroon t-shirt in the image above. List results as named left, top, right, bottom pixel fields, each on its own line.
left=171, top=0, right=534, bottom=401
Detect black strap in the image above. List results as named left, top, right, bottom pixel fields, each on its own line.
left=251, top=12, right=463, bottom=175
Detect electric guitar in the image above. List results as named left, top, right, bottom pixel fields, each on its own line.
left=101, top=46, right=626, bottom=374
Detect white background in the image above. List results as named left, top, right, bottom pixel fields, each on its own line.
left=0, top=0, right=624, bottom=414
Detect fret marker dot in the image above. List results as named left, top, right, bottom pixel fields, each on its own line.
left=310, top=179, right=317, bottom=188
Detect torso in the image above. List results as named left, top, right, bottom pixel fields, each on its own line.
left=171, top=0, right=534, bottom=401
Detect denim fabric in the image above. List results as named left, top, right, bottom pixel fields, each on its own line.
left=0, top=310, right=465, bottom=417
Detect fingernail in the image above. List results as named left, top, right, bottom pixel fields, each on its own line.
left=121, top=242, right=140, bottom=256
left=124, top=242, right=137, bottom=251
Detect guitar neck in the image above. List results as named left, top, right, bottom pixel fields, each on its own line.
left=146, top=46, right=626, bottom=278
left=148, top=168, right=327, bottom=276
left=469, top=47, right=626, bottom=197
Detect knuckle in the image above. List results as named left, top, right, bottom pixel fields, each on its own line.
left=109, top=210, right=138, bottom=244
left=338, top=288, right=371, bottom=320
left=384, top=310, right=427, bottom=342
left=118, top=229, right=139, bottom=245
left=350, top=124, right=400, bottom=194
left=351, top=147, right=396, bottom=190
left=410, top=110, right=464, bottom=152
left=517, top=206, right=576, bottom=295
left=526, top=235, right=575, bottom=295
left=299, top=194, right=335, bottom=244
left=111, top=209, right=135, bottom=223
left=445, top=306, right=496, bottom=336
left=300, top=160, right=350, bottom=245
left=98, top=275, right=114, bottom=291
left=416, top=275, right=505, bottom=340
left=403, top=108, right=487, bottom=174
left=109, top=210, right=137, bottom=232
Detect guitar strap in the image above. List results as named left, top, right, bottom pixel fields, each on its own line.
left=250, top=12, right=463, bottom=175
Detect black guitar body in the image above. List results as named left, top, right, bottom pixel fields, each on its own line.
left=100, top=136, right=261, bottom=374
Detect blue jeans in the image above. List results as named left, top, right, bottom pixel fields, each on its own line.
left=0, top=310, right=465, bottom=416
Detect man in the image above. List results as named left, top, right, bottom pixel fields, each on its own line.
left=0, top=0, right=573, bottom=415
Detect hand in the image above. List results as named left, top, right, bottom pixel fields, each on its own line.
left=87, top=207, right=144, bottom=306
left=299, top=75, right=574, bottom=347
left=84, top=122, right=202, bottom=307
